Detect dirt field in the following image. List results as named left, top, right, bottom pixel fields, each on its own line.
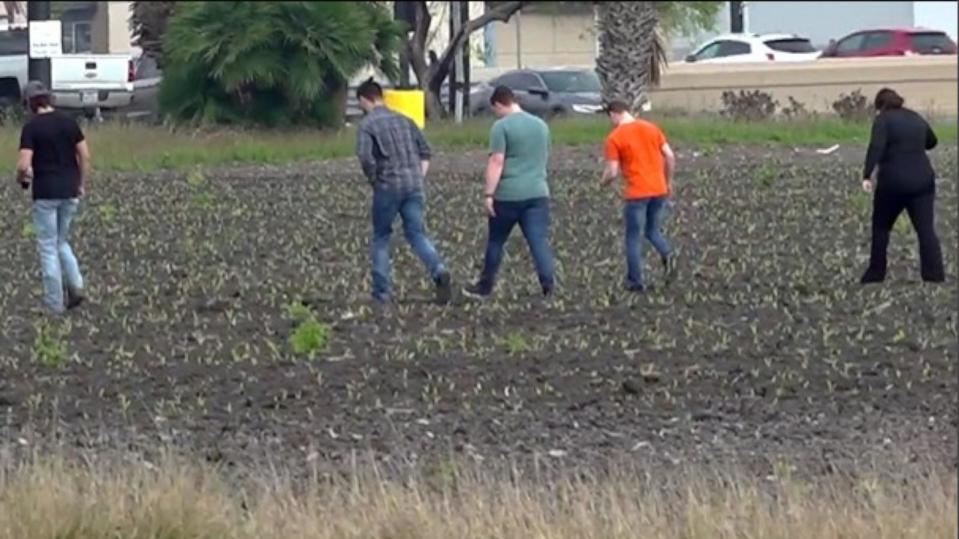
left=0, top=141, right=955, bottom=479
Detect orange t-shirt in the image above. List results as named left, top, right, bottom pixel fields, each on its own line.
left=604, top=120, right=668, bottom=200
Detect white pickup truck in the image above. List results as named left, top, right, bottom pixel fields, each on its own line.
left=0, top=26, right=134, bottom=115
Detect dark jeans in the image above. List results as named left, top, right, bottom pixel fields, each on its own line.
left=863, top=188, right=944, bottom=282
left=371, top=188, right=445, bottom=300
left=624, top=197, right=672, bottom=289
left=477, top=197, right=555, bottom=294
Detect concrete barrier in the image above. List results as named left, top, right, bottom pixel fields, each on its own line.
left=652, top=56, right=958, bottom=116
left=472, top=56, right=958, bottom=116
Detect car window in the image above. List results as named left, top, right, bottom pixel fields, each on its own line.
left=862, top=31, right=893, bottom=50
left=538, top=70, right=601, bottom=93
left=136, top=56, right=160, bottom=79
left=496, top=72, right=539, bottom=91
left=0, top=29, right=29, bottom=56
left=717, top=40, right=751, bottom=57
left=764, top=38, right=816, bottom=53
left=910, top=32, right=955, bottom=54
left=693, top=41, right=723, bottom=60
left=836, top=33, right=867, bottom=53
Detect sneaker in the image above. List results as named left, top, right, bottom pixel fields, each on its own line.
left=462, top=282, right=491, bottom=299
left=65, top=287, right=85, bottom=310
left=434, top=271, right=452, bottom=304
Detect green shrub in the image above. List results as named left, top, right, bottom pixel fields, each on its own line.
left=159, top=1, right=401, bottom=128
left=289, top=317, right=330, bottom=359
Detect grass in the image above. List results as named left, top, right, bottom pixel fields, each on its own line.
left=0, top=456, right=952, bottom=538
left=1, top=115, right=953, bottom=172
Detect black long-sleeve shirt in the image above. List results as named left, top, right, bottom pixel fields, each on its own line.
left=863, top=108, right=937, bottom=195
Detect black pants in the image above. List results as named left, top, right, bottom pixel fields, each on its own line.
left=863, top=189, right=944, bottom=282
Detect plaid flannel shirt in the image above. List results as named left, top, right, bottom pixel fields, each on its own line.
left=356, top=106, right=431, bottom=192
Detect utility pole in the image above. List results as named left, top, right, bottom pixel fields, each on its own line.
left=515, top=9, right=522, bottom=68
left=394, top=1, right=414, bottom=88
left=27, top=1, right=52, bottom=88
left=460, top=0, right=470, bottom=118
left=730, top=1, right=744, bottom=33
left=447, top=2, right=457, bottom=117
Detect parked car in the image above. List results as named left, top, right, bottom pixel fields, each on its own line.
left=819, top=28, right=957, bottom=58
left=0, top=26, right=134, bottom=115
left=469, top=67, right=604, bottom=118
left=684, top=33, right=820, bottom=64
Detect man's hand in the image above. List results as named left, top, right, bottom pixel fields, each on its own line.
left=484, top=196, right=496, bottom=217
left=862, top=178, right=874, bottom=193
left=78, top=182, right=86, bottom=197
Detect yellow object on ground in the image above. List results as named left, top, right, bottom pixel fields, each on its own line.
left=383, top=89, right=425, bottom=129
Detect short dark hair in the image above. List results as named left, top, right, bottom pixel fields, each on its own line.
left=490, top=85, right=515, bottom=106
left=356, top=78, right=383, bottom=102
left=27, top=94, right=52, bottom=113
left=605, top=101, right=630, bottom=114
left=874, top=88, right=904, bottom=111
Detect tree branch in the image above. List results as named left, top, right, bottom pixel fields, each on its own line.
left=428, top=1, right=528, bottom=86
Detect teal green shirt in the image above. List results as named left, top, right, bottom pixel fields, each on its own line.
left=489, top=111, right=550, bottom=201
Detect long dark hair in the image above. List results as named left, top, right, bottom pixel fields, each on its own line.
left=874, top=88, right=904, bottom=112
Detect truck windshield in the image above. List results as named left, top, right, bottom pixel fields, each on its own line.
left=0, top=29, right=28, bottom=55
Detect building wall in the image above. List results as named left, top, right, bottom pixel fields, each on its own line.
left=488, top=10, right=596, bottom=68
left=914, top=1, right=958, bottom=40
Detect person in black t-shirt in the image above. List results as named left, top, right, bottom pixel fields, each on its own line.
left=16, top=81, right=92, bottom=314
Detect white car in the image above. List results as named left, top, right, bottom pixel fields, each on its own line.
left=684, top=33, right=820, bottom=64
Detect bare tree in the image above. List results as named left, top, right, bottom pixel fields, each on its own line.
left=403, top=1, right=528, bottom=119
left=595, top=1, right=666, bottom=114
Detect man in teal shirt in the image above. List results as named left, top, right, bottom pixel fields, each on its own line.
left=463, top=86, right=556, bottom=298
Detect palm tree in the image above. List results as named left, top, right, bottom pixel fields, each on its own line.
left=595, top=1, right=665, bottom=114
left=159, top=1, right=401, bottom=127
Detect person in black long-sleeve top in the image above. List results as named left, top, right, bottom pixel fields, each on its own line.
left=860, top=88, right=944, bottom=284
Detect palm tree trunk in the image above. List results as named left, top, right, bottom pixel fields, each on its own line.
left=595, top=1, right=663, bottom=115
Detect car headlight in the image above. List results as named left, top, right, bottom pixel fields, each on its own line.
left=571, top=104, right=603, bottom=114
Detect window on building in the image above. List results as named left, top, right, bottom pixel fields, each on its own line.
left=63, top=22, right=93, bottom=54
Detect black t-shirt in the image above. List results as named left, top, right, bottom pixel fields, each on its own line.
left=19, top=111, right=85, bottom=200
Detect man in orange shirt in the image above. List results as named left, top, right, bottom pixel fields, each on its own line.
left=601, top=101, right=676, bottom=292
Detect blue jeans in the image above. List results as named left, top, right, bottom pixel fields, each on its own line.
left=32, top=199, right=84, bottom=313
left=371, top=188, right=445, bottom=301
left=477, top=197, right=555, bottom=294
left=624, top=197, right=672, bottom=289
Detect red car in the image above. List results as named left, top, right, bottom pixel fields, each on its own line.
left=820, top=28, right=957, bottom=58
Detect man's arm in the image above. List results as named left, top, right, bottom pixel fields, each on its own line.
left=76, top=140, right=91, bottom=195
left=601, top=160, right=620, bottom=186
left=16, top=149, right=32, bottom=184
left=485, top=152, right=505, bottom=196
left=662, top=142, right=675, bottom=192
left=411, top=120, right=431, bottom=177
left=355, top=126, right=377, bottom=183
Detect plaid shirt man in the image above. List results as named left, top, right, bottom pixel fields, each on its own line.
left=356, top=106, right=431, bottom=193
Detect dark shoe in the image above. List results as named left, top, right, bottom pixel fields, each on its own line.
left=65, top=287, right=85, bottom=310
left=626, top=284, right=647, bottom=294
left=462, top=282, right=491, bottom=299
left=663, top=254, right=677, bottom=285
left=860, top=270, right=885, bottom=284
left=434, top=271, right=452, bottom=304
